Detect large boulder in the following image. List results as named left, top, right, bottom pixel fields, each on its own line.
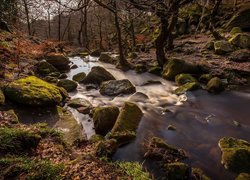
left=100, top=79, right=136, bottom=96
left=207, top=77, right=224, bottom=93
left=162, top=59, right=201, bottom=81
left=99, top=53, right=113, bottom=64
left=57, top=79, right=77, bottom=92
left=111, top=102, right=143, bottom=133
left=37, top=60, right=58, bottom=75
left=45, top=53, right=70, bottom=71
left=229, top=33, right=250, bottom=49
left=0, top=89, right=5, bottom=105
left=93, top=106, right=120, bottom=136
left=214, top=40, right=234, bottom=55
left=175, top=73, right=197, bottom=86
left=174, top=82, right=200, bottom=94
left=72, top=72, right=86, bottom=83
left=4, top=76, right=67, bottom=106
left=226, top=8, right=250, bottom=31
left=218, top=137, right=250, bottom=173
left=82, top=66, right=115, bottom=85
left=90, top=49, right=101, bottom=57
left=166, top=162, right=190, bottom=180
left=229, top=49, right=250, bottom=62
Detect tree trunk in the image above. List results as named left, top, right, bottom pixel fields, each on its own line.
left=23, top=0, right=31, bottom=36
left=167, top=10, right=179, bottom=50
left=58, top=0, right=61, bottom=41
left=83, top=0, right=89, bottom=48
left=47, top=10, right=51, bottom=39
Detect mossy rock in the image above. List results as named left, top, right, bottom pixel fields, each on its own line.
left=4, top=76, right=67, bottom=106
left=230, top=27, right=242, bottom=36
left=44, top=76, right=58, bottom=84
left=229, top=33, right=250, bottom=49
left=174, top=82, right=200, bottom=94
left=218, top=137, right=250, bottom=173
left=55, top=106, right=85, bottom=145
left=229, top=49, right=250, bottom=62
left=89, top=134, right=104, bottom=143
left=107, top=131, right=136, bottom=147
left=135, top=64, right=147, bottom=73
left=0, top=89, right=5, bottom=105
left=93, top=106, right=120, bottom=136
left=48, top=72, right=61, bottom=78
left=95, top=139, right=118, bottom=158
left=57, top=79, right=78, bottom=92
left=100, top=79, right=136, bottom=96
left=72, top=72, right=86, bottom=83
left=0, top=127, right=41, bottom=154
left=99, top=53, right=113, bottom=63
left=199, top=74, right=213, bottom=83
left=90, top=49, right=101, bottom=57
left=5, top=109, right=19, bottom=124
left=82, top=66, right=115, bottom=85
left=175, top=73, right=197, bottom=85
left=59, top=73, right=67, bottom=79
left=128, top=52, right=138, bottom=59
left=192, top=168, right=210, bottom=180
left=0, top=157, right=64, bottom=179
left=207, top=77, right=224, bottom=93
left=45, top=53, right=70, bottom=71
left=148, top=66, right=162, bottom=76
left=226, top=8, right=250, bottom=31
left=214, top=40, right=234, bottom=55
left=68, top=98, right=91, bottom=109
left=79, top=51, right=89, bottom=57
left=37, top=60, right=58, bottom=75
left=205, top=41, right=215, bottom=50
left=165, top=162, right=190, bottom=180
left=162, top=59, right=201, bottom=81
left=111, top=102, right=143, bottom=133
left=236, top=173, right=250, bottom=180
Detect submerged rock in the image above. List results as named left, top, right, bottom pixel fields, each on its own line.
left=229, top=33, right=250, bottom=49
left=218, top=137, right=250, bottom=173
left=229, top=49, right=250, bottom=62
left=72, top=72, right=86, bottom=83
left=57, top=79, right=77, bottom=92
left=166, top=162, right=190, bottom=180
left=45, top=53, right=70, bottom=71
left=100, top=79, right=136, bottom=96
left=93, top=106, right=119, bottom=136
left=214, top=40, right=234, bottom=55
left=162, top=59, right=201, bottom=81
left=0, top=89, right=5, bottom=105
left=174, top=82, right=200, bottom=94
left=4, top=76, right=67, bottom=106
left=111, top=102, right=143, bottom=134
left=207, top=77, right=224, bottom=93
left=175, top=73, right=197, bottom=85
left=37, top=60, right=58, bottom=75
left=82, top=66, right=115, bottom=85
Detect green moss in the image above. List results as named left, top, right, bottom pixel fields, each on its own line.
left=207, top=77, right=224, bottom=93
left=214, top=40, right=234, bottom=55
left=149, top=137, right=180, bottom=153
left=135, top=64, right=147, bottom=73
left=175, top=73, right=197, bottom=85
left=5, top=109, right=19, bottom=124
left=107, top=131, right=136, bottom=146
left=37, top=61, right=58, bottom=75
left=174, top=82, right=200, bottom=94
left=0, top=156, right=64, bottom=179
left=0, top=89, right=5, bottom=105
left=95, top=139, right=118, bottom=158
left=93, top=106, right=119, bottom=136
left=199, top=74, right=213, bottom=83
left=57, top=79, right=77, bottom=92
left=89, top=134, right=104, bottom=143
left=72, top=72, right=86, bottom=83
left=162, top=59, right=201, bottom=81
left=116, top=161, right=151, bottom=180
left=230, top=27, right=242, bottom=35
left=205, top=41, right=215, bottom=50
left=192, top=168, right=210, bottom=180
left=229, top=33, right=250, bottom=49
left=165, top=162, right=190, bottom=180
left=0, top=127, right=41, bottom=154
left=236, top=173, right=250, bottom=180
left=218, top=137, right=250, bottom=173
left=4, top=76, right=66, bottom=106
left=44, top=76, right=58, bottom=84
left=111, top=102, right=143, bottom=133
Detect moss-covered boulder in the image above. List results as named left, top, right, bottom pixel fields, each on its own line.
left=72, top=72, right=86, bottom=83
left=68, top=98, right=92, bottom=114
left=135, top=64, right=147, bottom=73
left=89, top=134, right=104, bottom=143
left=148, top=66, right=162, bottom=76
left=175, top=73, right=197, bottom=85
left=37, top=60, right=58, bottom=75
left=207, top=77, right=224, bottom=93
left=205, top=41, right=215, bottom=50
left=99, top=53, right=113, bottom=63
left=82, top=66, right=115, bottom=85
left=93, top=106, right=119, bottom=136
left=199, top=74, right=213, bottom=84
left=214, top=40, right=234, bottom=55
left=218, top=137, right=250, bottom=173
left=55, top=106, right=85, bottom=145
left=45, top=53, right=70, bottom=71
left=226, top=8, right=250, bottom=31
left=230, top=49, right=250, bottom=62
left=111, top=102, right=143, bottom=134
left=229, top=33, right=250, bottom=49
left=44, top=76, right=58, bottom=84
left=236, top=173, right=250, bottom=180
left=0, top=89, right=5, bottom=105
left=100, top=79, right=136, bottom=96
left=230, top=27, right=242, bottom=36
left=4, top=109, right=19, bottom=124
left=4, top=76, right=67, bottom=106
left=57, top=79, right=77, bottom=92
left=162, top=59, right=201, bottom=80
left=174, top=82, right=200, bottom=94
left=95, top=139, right=118, bottom=158
left=165, top=162, right=190, bottom=180
left=90, top=49, right=101, bottom=57
left=0, top=127, right=41, bottom=154
left=107, top=131, right=136, bottom=147
left=192, top=168, right=210, bottom=180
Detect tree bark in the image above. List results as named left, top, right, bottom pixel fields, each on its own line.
left=23, top=0, right=31, bottom=36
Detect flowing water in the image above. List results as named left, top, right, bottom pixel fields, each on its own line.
left=7, top=56, right=250, bottom=179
